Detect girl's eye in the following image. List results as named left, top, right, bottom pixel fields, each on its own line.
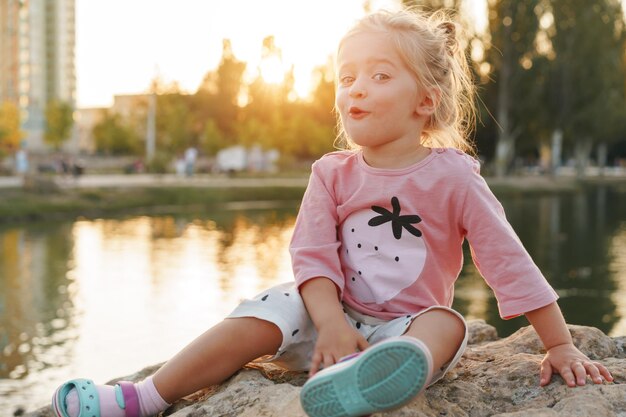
left=339, top=76, right=354, bottom=85
left=373, top=73, right=390, bottom=81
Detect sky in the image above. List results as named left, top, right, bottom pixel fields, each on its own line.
left=75, top=0, right=488, bottom=109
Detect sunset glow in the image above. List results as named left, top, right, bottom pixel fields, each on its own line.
left=259, top=56, right=287, bottom=85
left=75, top=0, right=376, bottom=107
left=75, top=0, right=492, bottom=108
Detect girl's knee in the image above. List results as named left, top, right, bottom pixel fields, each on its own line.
left=404, top=308, right=467, bottom=372
left=223, top=317, right=283, bottom=354
left=407, top=308, right=466, bottom=342
left=430, top=308, right=465, bottom=330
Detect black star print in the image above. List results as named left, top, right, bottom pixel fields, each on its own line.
left=368, top=196, right=422, bottom=239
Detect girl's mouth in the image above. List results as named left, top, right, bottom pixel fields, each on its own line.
left=349, top=106, right=370, bottom=119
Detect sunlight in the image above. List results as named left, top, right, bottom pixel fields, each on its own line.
left=76, top=0, right=494, bottom=107
left=259, top=56, right=286, bottom=85
left=76, top=0, right=373, bottom=106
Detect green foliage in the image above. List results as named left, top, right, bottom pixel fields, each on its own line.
left=477, top=0, right=626, bottom=173
left=156, top=92, right=194, bottom=154
left=199, top=119, right=228, bottom=156
left=84, top=36, right=338, bottom=164
left=281, top=111, right=336, bottom=159
left=481, top=0, right=544, bottom=174
left=197, top=39, right=246, bottom=138
left=548, top=0, right=626, bottom=146
left=145, top=151, right=171, bottom=174
left=0, top=101, right=24, bottom=156
left=44, top=100, right=74, bottom=150
left=93, top=111, right=142, bottom=155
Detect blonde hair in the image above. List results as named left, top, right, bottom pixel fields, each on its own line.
left=335, top=8, right=476, bottom=154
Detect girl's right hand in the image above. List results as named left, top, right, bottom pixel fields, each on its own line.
left=309, top=320, right=369, bottom=376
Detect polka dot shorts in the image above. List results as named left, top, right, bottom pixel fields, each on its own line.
left=226, top=282, right=468, bottom=385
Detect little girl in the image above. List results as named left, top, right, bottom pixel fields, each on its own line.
left=52, top=8, right=613, bottom=417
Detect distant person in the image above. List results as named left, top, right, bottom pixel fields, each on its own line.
left=71, top=158, right=84, bottom=178
left=184, top=146, right=198, bottom=177
left=59, top=156, right=70, bottom=176
left=51, top=8, right=613, bottom=417
left=133, top=159, right=144, bottom=174
left=15, top=146, right=28, bottom=176
left=175, top=153, right=185, bottom=176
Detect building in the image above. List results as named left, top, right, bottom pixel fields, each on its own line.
left=0, top=0, right=76, bottom=152
left=72, top=107, right=105, bottom=154
left=73, top=95, right=149, bottom=154
left=112, top=94, right=149, bottom=120
left=0, top=0, right=20, bottom=104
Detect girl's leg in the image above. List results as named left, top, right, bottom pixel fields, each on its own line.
left=55, top=317, right=282, bottom=417
left=403, top=308, right=465, bottom=373
left=153, top=317, right=282, bottom=403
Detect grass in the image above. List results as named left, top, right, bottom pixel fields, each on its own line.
left=0, top=186, right=306, bottom=223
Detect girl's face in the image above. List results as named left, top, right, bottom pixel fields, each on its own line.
left=335, top=31, right=425, bottom=155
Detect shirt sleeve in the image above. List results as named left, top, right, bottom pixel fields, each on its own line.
left=289, top=161, right=345, bottom=295
left=460, top=162, right=558, bottom=319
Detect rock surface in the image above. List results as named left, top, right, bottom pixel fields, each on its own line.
left=28, top=321, right=625, bottom=417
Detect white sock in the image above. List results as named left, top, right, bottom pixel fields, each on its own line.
left=135, top=376, right=171, bottom=416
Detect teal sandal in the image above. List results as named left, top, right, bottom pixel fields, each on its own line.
left=300, top=336, right=432, bottom=417
left=51, top=378, right=140, bottom=417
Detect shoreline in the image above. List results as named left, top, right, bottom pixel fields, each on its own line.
left=0, top=173, right=624, bottom=224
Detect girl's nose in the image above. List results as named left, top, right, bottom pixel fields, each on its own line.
left=349, top=80, right=366, bottom=98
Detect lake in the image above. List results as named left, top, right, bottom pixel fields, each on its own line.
left=1, top=184, right=625, bottom=413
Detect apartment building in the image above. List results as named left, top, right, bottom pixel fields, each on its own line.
left=0, top=0, right=76, bottom=152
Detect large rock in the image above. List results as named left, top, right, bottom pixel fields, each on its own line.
left=27, top=321, right=625, bottom=417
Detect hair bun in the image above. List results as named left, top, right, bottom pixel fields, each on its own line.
left=438, top=21, right=457, bottom=54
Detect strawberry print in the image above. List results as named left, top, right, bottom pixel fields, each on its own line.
left=340, top=196, right=427, bottom=304
left=369, top=197, right=422, bottom=239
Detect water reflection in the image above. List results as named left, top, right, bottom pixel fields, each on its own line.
left=0, top=222, right=78, bottom=411
left=0, top=209, right=297, bottom=412
left=609, top=225, right=626, bottom=336
left=1, top=185, right=625, bottom=412
left=454, top=185, right=625, bottom=336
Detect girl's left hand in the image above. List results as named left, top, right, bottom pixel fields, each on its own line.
left=540, top=342, right=613, bottom=387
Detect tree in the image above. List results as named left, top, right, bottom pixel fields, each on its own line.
left=482, top=0, right=544, bottom=176
left=199, top=119, right=228, bottom=156
left=156, top=91, right=194, bottom=155
left=44, top=100, right=74, bottom=150
left=0, top=101, right=24, bottom=156
left=306, top=60, right=340, bottom=155
left=548, top=0, right=626, bottom=176
left=309, top=60, right=337, bottom=130
left=93, top=111, right=142, bottom=155
left=245, top=36, right=294, bottom=126
left=197, top=39, right=246, bottom=139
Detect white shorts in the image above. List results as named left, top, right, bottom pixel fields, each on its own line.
left=227, top=282, right=468, bottom=386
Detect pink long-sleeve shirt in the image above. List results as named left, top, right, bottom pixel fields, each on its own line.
left=289, top=148, right=558, bottom=320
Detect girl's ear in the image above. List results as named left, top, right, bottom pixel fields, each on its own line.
left=416, top=87, right=441, bottom=117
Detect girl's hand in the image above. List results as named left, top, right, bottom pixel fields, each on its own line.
left=540, top=343, right=613, bottom=387
left=309, top=320, right=369, bottom=376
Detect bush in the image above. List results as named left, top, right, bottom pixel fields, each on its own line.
left=146, top=152, right=170, bottom=174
